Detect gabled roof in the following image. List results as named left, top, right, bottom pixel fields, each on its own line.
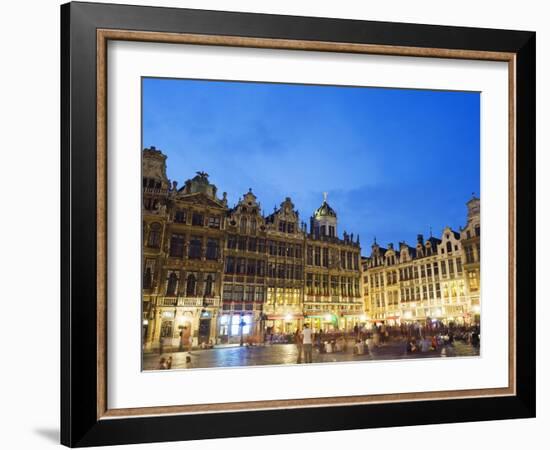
left=174, top=191, right=226, bottom=209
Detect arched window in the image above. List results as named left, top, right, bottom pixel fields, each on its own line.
left=204, top=275, right=213, bottom=296
left=240, top=217, right=247, bottom=234
left=186, top=274, right=196, bottom=296
left=166, top=272, right=178, bottom=296
left=147, top=222, right=162, bottom=248
left=446, top=241, right=452, bottom=253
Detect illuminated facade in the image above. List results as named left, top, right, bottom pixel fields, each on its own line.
left=142, top=147, right=363, bottom=351
left=303, top=195, right=363, bottom=332
left=362, top=197, right=481, bottom=326
left=142, top=147, right=227, bottom=351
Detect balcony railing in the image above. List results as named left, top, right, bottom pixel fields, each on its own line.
left=143, top=187, right=168, bottom=195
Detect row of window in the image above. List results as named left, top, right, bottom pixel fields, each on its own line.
left=164, top=272, right=216, bottom=297
left=277, top=220, right=296, bottom=234
left=312, top=224, right=336, bottom=238
left=368, top=241, right=464, bottom=268
left=168, top=234, right=220, bottom=260
left=371, top=280, right=468, bottom=308
left=226, top=235, right=303, bottom=258
left=266, top=287, right=301, bottom=306
left=173, top=210, right=221, bottom=229
left=222, top=284, right=265, bottom=302
left=306, top=246, right=360, bottom=270
left=369, top=258, right=464, bottom=288
left=305, top=274, right=360, bottom=297
left=235, top=216, right=260, bottom=235
left=224, top=257, right=304, bottom=280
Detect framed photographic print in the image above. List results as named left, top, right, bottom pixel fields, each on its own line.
left=61, top=1, right=536, bottom=447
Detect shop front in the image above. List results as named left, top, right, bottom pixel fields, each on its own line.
left=217, top=312, right=254, bottom=344
left=304, top=312, right=339, bottom=332
left=339, top=313, right=367, bottom=331
left=265, top=313, right=303, bottom=335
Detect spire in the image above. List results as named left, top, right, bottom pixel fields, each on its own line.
left=323, top=191, right=328, bottom=202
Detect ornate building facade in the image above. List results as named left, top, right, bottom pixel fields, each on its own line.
left=361, top=197, right=481, bottom=327
left=142, top=147, right=363, bottom=351
left=142, top=147, right=228, bottom=351
left=303, top=196, right=363, bottom=332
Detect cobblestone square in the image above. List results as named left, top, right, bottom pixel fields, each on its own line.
left=143, top=340, right=480, bottom=370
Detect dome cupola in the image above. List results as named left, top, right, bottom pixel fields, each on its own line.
left=314, top=192, right=337, bottom=219
left=311, top=192, right=337, bottom=238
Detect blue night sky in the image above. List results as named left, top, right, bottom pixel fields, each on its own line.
left=142, top=78, right=479, bottom=256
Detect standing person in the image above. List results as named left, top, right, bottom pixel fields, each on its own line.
left=302, top=323, right=313, bottom=363
left=295, top=328, right=304, bottom=363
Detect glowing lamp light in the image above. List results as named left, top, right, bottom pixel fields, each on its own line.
left=284, top=314, right=293, bottom=322
left=324, top=314, right=332, bottom=322
left=142, top=319, right=149, bottom=326
left=360, top=315, right=367, bottom=321
left=472, top=305, right=480, bottom=313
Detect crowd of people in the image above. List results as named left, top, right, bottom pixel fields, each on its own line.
left=155, top=322, right=480, bottom=368
left=290, top=322, right=481, bottom=363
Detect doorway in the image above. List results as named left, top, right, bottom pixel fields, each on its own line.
left=198, top=318, right=211, bottom=344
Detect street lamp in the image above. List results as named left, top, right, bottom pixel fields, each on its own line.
left=239, top=313, right=246, bottom=347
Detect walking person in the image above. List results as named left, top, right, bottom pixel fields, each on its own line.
left=302, top=323, right=313, bottom=363
left=295, top=328, right=304, bottom=363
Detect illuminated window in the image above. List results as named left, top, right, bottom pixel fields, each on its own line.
left=468, top=271, right=479, bottom=291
